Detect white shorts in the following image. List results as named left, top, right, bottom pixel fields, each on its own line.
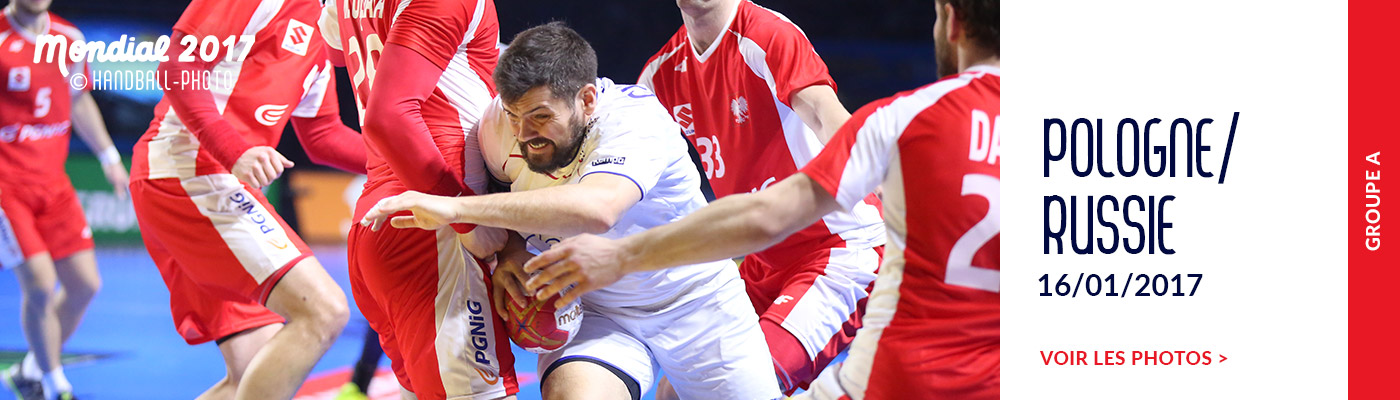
left=537, top=268, right=781, bottom=400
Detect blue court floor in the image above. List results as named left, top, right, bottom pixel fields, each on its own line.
left=2, top=246, right=840, bottom=399
left=0, top=245, right=608, bottom=400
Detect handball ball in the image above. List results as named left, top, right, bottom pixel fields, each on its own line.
left=504, top=288, right=583, bottom=354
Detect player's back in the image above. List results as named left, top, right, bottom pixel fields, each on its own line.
left=841, top=67, right=1001, bottom=399
left=0, top=11, right=85, bottom=185
left=132, top=0, right=333, bottom=181
left=325, top=0, right=499, bottom=216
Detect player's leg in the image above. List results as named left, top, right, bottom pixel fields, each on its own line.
left=234, top=256, right=349, bottom=399
left=50, top=250, right=100, bottom=345
left=652, top=378, right=677, bottom=400
left=130, top=175, right=347, bottom=399
left=647, top=269, right=781, bottom=399
left=537, top=310, right=651, bottom=400
left=41, top=183, right=101, bottom=349
left=2, top=192, right=71, bottom=397
left=540, top=362, right=631, bottom=400
left=747, top=246, right=881, bottom=394
left=196, top=323, right=281, bottom=400
left=336, top=327, right=382, bottom=400
left=348, top=224, right=517, bottom=399
left=12, top=254, right=66, bottom=386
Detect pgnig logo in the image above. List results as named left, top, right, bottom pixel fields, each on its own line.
left=33, top=34, right=251, bottom=91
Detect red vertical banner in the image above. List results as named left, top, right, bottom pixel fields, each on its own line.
left=1351, top=1, right=1400, bottom=398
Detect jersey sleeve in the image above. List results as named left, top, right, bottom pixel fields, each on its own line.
left=577, top=116, right=672, bottom=199
left=318, top=0, right=342, bottom=51
left=384, top=0, right=480, bottom=70
left=172, top=0, right=262, bottom=39
left=292, top=60, right=336, bottom=119
left=800, top=97, right=896, bottom=210
left=756, top=21, right=836, bottom=106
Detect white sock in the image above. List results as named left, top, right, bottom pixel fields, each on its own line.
left=40, top=368, right=71, bottom=398
left=21, top=352, right=42, bottom=380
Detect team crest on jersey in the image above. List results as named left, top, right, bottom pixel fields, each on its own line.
left=673, top=104, right=696, bottom=136
left=7, top=67, right=30, bottom=92
left=731, top=96, right=749, bottom=124
left=282, top=19, right=314, bottom=56
left=255, top=104, right=289, bottom=126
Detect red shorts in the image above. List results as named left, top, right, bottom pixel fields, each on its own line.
left=741, top=241, right=883, bottom=393
left=130, top=175, right=311, bottom=345
left=0, top=181, right=94, bottom=268
left=799, top=248, right=999, bottom=400
left=348, top=221, right=517, bottom=399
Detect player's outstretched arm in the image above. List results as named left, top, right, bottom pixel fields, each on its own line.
left=523, top=173, right=841, bottom=307
left=70, top=91, right=129, bottom=199
left=360, top=172, right=641, bottom=237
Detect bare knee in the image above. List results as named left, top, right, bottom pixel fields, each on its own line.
left=53, top=251, right=101, bottom=302
left=266, top=258, right=350, bottom=346
left=21, top=286, right=53, bottom=310
left=16, top=257, right=57, bottom=308
left=301, top=290, right=349, bottom=344
left=65, top=274, right=101, bottom=304
left=542, top=361, right=633, bottom=400
left=316, top=292, right=350, bottom=338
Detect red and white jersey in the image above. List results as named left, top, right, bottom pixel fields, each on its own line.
left=639, top=0, right=882, bottom=250
left=0, top=11, right=89, bottom=186
left=132, top=0, right=339, bottom=180
left=320, top=0, right=499, bottom=215
left=800, top=66, right=1001, bottom=399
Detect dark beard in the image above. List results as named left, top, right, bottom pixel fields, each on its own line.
left=522, top=113, right=590, bottom=174
left=935, top=34, right=956, bottom=77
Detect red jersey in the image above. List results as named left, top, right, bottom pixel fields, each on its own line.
left=0, top=11, right=89, bottom=186
left=801, top=66, right=1001, bottom=399
left=132, top=0, right=341, bottom=181
left=322, top=0, right=499, bottom=218
left=639, top=0, right=883, bottom=251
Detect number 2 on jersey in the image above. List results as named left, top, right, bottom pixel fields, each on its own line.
left=946, top=173, right=1000, bottom=292
left=344, top=32, right=384, bottom=114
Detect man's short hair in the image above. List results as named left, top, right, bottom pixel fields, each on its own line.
left=494, top=21, right=599, bottom=105
left=939, top=0, right=999, bottom=55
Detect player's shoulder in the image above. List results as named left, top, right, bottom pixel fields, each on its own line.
left=892, top=67, right=999, bottom=113
left=45, top=12, right=84, bottom=42
left=732, top=1, right=808, bottom=43
left=849, top=67, right=1001, bottom=134
left=638, top=26, right=689, bottom=86
left=594, top=79, right=679, bottom=139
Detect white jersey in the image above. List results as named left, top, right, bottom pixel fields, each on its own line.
left=477, top=78, right=732, bottom=309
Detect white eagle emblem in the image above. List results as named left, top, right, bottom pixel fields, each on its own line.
left=731, top=96, right=749, bottom=124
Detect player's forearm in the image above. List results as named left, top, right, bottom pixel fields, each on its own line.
left=455, top=185, right=623, bottom=237
left=618, top=174, right=840, bottom=274
left=290, top=115, right=368, bottom=174
left=70, top=93, right=119, bottom=161
left=617, top=191, right=792, bottom=273
left=158, top=36, right=253, bottom=167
